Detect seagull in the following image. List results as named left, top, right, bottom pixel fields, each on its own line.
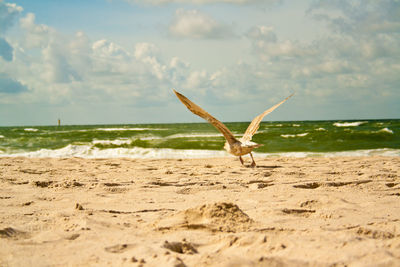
left=173, top=90, right=293, bottom=167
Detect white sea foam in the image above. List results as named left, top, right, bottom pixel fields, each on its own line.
left=265, top=124, right=283, bottom=127
left=92, top=139, right=133, bottom=145
left=315, top=128, right=326, bottom=131
left=24, top=128, right=39, bottom=132
left=281, top=133, right=309, bottom=138
left=1, top=144, right=229, bottom=159
left=292, top=124, right=301, bottom=127
left=281, top=134, right=295, bottom=138
left=0, top=135, right=4, bottom=138
left=333, top=121, right=367, bottom=127
left=1, top=145, right=398, bottom=159
left=378, top=128, right=394, bottom=134
left=139, top=136, right=163, bottom=140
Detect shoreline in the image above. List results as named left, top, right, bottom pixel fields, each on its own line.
left=1, top=156, right=399, bottom=266
left=1, top=146, right=399, bottom=159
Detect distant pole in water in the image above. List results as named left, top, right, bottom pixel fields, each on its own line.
left=58, top=119, right=61, bottom=126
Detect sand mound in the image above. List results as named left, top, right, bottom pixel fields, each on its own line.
left=156, top=202, right=253, bottom=232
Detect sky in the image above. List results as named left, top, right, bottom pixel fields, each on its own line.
left=0, top=0, right=399, bottom=126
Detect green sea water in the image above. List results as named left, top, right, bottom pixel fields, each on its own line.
left=0, top=119, right=399, bottom=158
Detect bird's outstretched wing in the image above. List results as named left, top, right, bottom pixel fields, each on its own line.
left=173, top=90, right=237, bottom=145
left=241, top=93, right=294, bottom=142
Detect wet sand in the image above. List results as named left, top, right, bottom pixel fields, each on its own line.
left=0, top=156, right=399, bottom=266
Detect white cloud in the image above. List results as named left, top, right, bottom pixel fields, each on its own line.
left=19, top=13, right=53, bottom=48
left=168, top=57, right=190, bottom=85
left=1, top=19, right=178, bottom=105
left=169, top=9, right=233, bottom=39
left=0, top=1, right=23, bottom=34
left=169, top=56, right=188, bottom=69
left=185, top=70, right=209, bottom=89
left=134, top=42, right=158, bottom=60
left=0, top=1, right=23, bottom=62
left=68, top=31, right=92, bottom=77
left=42, top=43, right=81, bottom=84
left=243, top=0, right=400, bottom=106
left=246, top=26, right=316, bottom=61
left=93, top=39, right=130, bottom=59
left=308, top=0, right=400, bottom=36
left=15, top=13, right=81, bottom=84
left=134, top=43, right=167, bottom=80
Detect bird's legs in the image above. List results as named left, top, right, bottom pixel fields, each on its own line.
left=249, top=152, right=256, bottom=168
left=239, top=156, right=244, bottom=166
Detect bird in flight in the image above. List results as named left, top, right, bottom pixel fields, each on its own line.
left=173, top=90, right=293, bottom=167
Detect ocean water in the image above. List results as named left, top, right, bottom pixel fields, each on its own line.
left=0, top=119, right=399, bottom=158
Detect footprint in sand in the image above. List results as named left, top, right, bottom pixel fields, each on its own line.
left=299, top=200, right=320, bottom=209
left=248, top=180, right=274, bottom=189
left=102, top=182, right=129, bottom=193
left=148, top=181, right=174, bottom=187
left=102, top=182, right=122, bottom=187
left=356, top=227, right=395, bottom=240
left=176, top=188, right=196, bottom=195
left=281, top=208, right=316, bottom=217
left=326, top=179, right=372, bottom=187
left=385, top=182, right=398, bottom=188
left=65, top=233, right=80, bottom=240
left=0, top=227, right=30, bottom=239
left=104, top=243, right=135, bottom=253
left=54, top=180, right=84, bottom=188
left=263, top=172, right=273, bottom=177
left=32, top=180, right=54, bottom=188
left=162, top=240, right=198, bottom=254
left=293, top=182, right=321, bottom=189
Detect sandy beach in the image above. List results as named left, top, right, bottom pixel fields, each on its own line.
left=0, top=156, right=399, bottom=266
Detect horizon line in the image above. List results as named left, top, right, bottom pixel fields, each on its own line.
left=1, top=117, right=399, bottom=128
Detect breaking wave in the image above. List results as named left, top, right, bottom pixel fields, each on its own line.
left=92, top=139, right=133, bottom=145
left=333, top=121, right=367, bottom=127
left=378, top=128, right=393, bottom=134
left=281, top=133, right=309, bottom=138
left=24, top=128, right=39, bottom=132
